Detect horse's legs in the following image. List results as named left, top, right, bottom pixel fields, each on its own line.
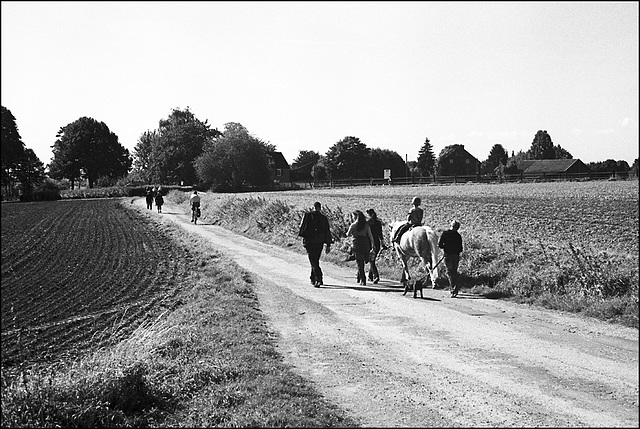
left=419, top=255, right=438, bottom=289
left=401, top=264, right=409, bottom=295
left=400, top=256, right=414, bottom=296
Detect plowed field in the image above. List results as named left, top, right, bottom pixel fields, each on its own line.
left=1, top=199, right=192, bottom=366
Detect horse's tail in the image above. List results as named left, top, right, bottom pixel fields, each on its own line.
left=425, top=227, right=441, bottom=280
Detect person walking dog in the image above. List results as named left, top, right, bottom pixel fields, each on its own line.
left=438, top=220, right=463, bottom=297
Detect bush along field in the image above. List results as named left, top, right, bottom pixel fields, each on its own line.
left=1, top=199, right=358, bottom=428
left=168, top=180, right=639, bottom=329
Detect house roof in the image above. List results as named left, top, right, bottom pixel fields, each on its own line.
left=521, top=159, right=586, bottom=173
left=439, top=144, right=479, bottom=162
left=266, top=151, right=291, bottom=169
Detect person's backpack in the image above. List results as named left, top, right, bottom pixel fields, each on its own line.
left=299, top=212, right=321, bottom=239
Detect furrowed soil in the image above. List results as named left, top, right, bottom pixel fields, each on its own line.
left=132, top=197, right=639, bottom=427
left=1, top=199, right=193, bottom=365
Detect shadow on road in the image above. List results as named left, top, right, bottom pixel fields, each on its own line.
left=453, top=292, right=485, bottom=300
left=320, top=283, right=405, bottom=293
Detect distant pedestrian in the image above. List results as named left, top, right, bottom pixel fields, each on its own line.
left=438, top=220, right=463, bottom=297
left=366, top=208, right=386, bottom=284
left=346, top=210, right=376, bottom=286
left=154, top=189, right=164, bottom=213
left=189, top=190, right=201, bottom=223
left=145, top=187, right=154, bottom=210
left=298, top=201, right=332, bottom=287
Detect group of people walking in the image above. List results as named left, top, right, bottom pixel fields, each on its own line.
left=145, top=187, right=164, bottom=213
left=298, top=198, right=464, bottom=296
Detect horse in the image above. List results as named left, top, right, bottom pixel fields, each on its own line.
left=390, top=221, right=443, bottom=298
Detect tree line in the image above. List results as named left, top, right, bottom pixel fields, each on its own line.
left=2, top=105, right=638, bottom=200
left=2, top=106, right=46, bottom=200
left=292, top=129, right=638, bottom=182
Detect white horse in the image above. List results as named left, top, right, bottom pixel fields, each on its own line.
left=390, top=221, right=443, bottom=298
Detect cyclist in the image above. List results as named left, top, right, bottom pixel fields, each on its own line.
left=189, top=190, right=201, bottom=223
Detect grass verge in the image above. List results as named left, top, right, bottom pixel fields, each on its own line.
left=1, top=201, right=359, bottom=428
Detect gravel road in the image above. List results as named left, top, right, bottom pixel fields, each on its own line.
left=134, top=198, right=639, bottom=427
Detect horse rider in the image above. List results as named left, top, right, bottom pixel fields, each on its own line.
left=438, top=220, right=463, bottom=297
left=392, top=197, right=424, bottom=244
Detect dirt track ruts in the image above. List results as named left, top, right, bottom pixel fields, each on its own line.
left=132, top=197, right=639, bottom=427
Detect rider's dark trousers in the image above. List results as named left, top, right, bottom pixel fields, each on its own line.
left=305, top=242, right=324, bottom=283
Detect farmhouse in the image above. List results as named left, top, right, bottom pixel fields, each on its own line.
left=266, top=151, right=291, bottom=185
left=517, top=159, right=591, bottom=179
left=437, top=144, right=481, bottom=177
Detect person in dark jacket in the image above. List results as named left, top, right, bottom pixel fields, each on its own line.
left=145, top=187, right=154, bottom=210
left=154, top=188, right=164, bottom=213
left=298, top=202, right=332, bottom=287
left=366, top=208, right=386, bottom=284
left=438, top=220, right=463, bottom=297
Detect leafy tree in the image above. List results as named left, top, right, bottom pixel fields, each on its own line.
left=368, top=148, right=406, bottom=179
left=291, top=150, right=321, bottom=182
left=617, top=160, right=630, bottom=171
left=482, top=144, right=509, bottom=175
left=1, top=106, right=26, bottom=198
left=2, top=106, right=48, bottom=199
left=407, top=160, right=420, bottom=179
left=527, top=130, right=556, bottom=160
left=416, top=137, right=436, bottom=177
left=194, top=122, right=271, bottom=191
left=630, top=159, right=639, bottom=178
left=1, top=106, right=26, bottom=174
left=553, top=144, right=572, bottom=159
left=14, top=148, right=45, bottom=197
left=324, top=136, right=370, bottom=180
left=48, top=133, right=82, bottom=189
left=50, top=117, right=131, bottom=188
left=311, top=156, right=329, bottom=181
left=588, top=159, right=630, bottom=173
left=150, top=107, right=222, bottom=185
left=132, top=130, right=159, bottom=184
left=219, top=122, right=276, bottom=152
left=505, top=150, right=529, bottom=174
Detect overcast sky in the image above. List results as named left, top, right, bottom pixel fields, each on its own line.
left=2, top=1, right=638, bottom=170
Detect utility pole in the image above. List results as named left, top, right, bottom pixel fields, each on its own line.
left=405, top=154, right=408, bottom=183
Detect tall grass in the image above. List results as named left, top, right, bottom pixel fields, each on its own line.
left=1, top=314, right=174, bottom=427
left=179, top=192, right=638, bottom=328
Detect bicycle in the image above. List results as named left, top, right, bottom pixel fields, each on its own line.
left=191, top=203, right=201, bottom=224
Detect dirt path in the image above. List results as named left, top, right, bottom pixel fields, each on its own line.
left=132, top=198, right=639, bottom=427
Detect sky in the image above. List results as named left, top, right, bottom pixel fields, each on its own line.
left=2, top=1, right=638, bottom=171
